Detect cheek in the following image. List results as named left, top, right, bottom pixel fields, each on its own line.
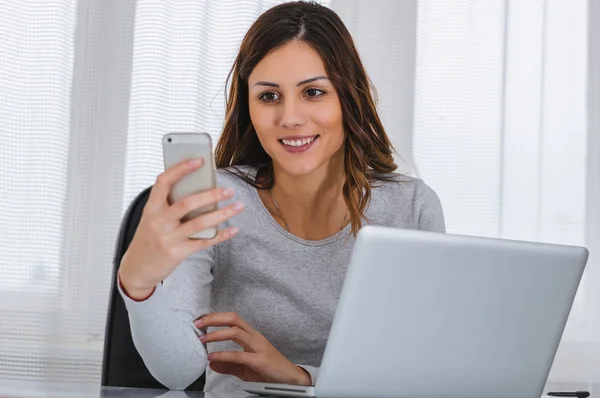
left=313, top=101, right=344, bottom=140
left=249, top=104, right=275, bottom=141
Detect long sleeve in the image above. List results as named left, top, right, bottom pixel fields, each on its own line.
left=296, top=364, right=319, bottom=386
left=118, top=247, right=215, bottom=390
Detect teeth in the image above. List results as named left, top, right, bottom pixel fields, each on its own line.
left=282, top=136, right=316, bottom=147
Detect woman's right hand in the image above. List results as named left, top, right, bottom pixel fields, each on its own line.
left=119, top=157, right=244, bottom=300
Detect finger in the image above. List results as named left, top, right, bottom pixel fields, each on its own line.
left=200, top=326, right=254, bottom=349
left=195, top=312, right=256, bottom=335
left=209, top=362, right=247, bottom=379
left=167, top=187, right=235, bottom=222
left=176, top=202, right=245, bottom=239
left=147, top=158, right=204, bottom=210
left=208, top=351, right=259, bottom=369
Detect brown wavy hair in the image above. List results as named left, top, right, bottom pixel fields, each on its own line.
left=215, top=1, right=398, bottom=235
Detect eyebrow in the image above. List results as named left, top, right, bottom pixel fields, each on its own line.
left=252, top=76, right=329, bottom=88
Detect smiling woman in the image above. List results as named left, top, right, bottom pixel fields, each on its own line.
left=214, top=2, right=402, bottom=238
left=249, top=43, right=344, bottom=178
left=253, top=74, right=329, bottom=153
left=117, top=0, right=445, bottom=393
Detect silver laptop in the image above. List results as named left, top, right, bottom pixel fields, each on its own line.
left=242, top=226, right=588, bottom=398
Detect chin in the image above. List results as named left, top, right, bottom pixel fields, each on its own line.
left=274, top=158, right=323, bottom=177
left=266, top=136, right=345, bottom=178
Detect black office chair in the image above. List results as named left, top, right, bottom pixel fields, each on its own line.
left=102, top=186, right=206, bottom=390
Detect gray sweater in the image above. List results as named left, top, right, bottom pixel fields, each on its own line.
left=118, top=167, right=446, bottom=392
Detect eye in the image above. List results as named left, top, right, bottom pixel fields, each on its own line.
left=305, top=88, right=325, bottom=98
left=259, top=92, right=280, bottom=103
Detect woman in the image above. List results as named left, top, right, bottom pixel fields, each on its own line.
left=118, top=0, right=445, bottom=392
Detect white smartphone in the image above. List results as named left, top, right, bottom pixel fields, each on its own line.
left=162, top=132, right=217, bottom=239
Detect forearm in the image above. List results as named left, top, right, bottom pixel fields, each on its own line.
left=118, top=280, right=207, bottom=390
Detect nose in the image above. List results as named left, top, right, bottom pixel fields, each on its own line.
left=279, top=99, right=306, bottom=129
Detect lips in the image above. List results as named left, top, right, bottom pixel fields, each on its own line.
left=279, top=135, right=319, bottom=153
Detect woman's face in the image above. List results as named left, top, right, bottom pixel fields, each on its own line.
left=248, top=40, right=345, bottom=177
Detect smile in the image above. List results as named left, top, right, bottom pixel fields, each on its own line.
left=280, top=136, right=318, bottom=147
left=278, top=135, right=319, bottom=153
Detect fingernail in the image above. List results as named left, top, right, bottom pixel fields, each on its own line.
left=234, top=202, right=245, bottom=211
left=189, top=158, right=203, bottom=166
left=194, top=318, right=204, bottom=327
left=199, top=335, right=206, bottom=342
left=223, top=187, right=234, bottom=197
left=229, top=227, right=239, bottom=237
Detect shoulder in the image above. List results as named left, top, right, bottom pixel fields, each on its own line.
left=371, top=173, right=446, bottom=233
left=371, top=172, right=435, bottom=202
left=214, top=166, right=261, bottom=209
left=215, top=166, right=257, bottom=189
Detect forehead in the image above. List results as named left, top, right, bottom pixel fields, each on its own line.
left=249, top=40, right=328, bottom=84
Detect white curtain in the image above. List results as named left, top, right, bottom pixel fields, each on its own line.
left=0, top=0, right=597, bottom=390
left=410, top=0, right=598, bottom=384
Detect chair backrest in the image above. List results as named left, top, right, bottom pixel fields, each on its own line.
left=102, top=187, right=205, bottom=390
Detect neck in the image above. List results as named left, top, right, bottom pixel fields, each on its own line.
left=272, top=153, right=345, bottom=209
left=269, top=151, right=347, bottom=239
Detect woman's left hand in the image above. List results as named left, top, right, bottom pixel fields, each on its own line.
left=194, top=312, right=312, bottom=385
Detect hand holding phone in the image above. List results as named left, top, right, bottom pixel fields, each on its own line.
left=163, top=133, right=219, bottom=239
left=118, top=133, right=245, bottom=300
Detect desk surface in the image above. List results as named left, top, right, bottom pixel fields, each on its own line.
left=0, top=383, right=247, bottom=398
left=1, top=382, right=598, bottom=398
left=101, top=385, right=595, bottom=398
left=100, top=386, right=247, bottom=398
